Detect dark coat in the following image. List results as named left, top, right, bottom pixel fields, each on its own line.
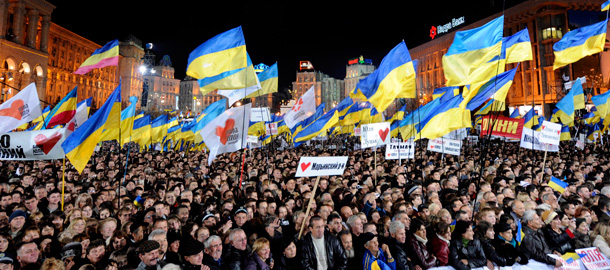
left=203, top=253, right=226, bottom=270
left=223, top=245, right=249, bottom=270
left=244, top=253, right=270, bottom=270
left=572, top=231, right=592, bottom=249
left=521, top=226, right=557, bottom=266
left=405, top=236, right=438, bottom=269
left=490, top=237, right=528, bottom=266
left=301, top=231, right=348, bottom=270
left=428, top=235, right=449, bottom=266
left=387, top=237, right=413, bottom=270
left=542, top=225, right=573, bottom=254
left=448, top=238, right=487, bottom=270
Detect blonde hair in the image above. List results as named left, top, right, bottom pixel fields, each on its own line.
left=41, top=257, right=66, bottom=270
left=592, top=223, right=610, bottom=243
left=75, top=193, right=93, bottom=208
left=251, top=237, right=270, bottom=256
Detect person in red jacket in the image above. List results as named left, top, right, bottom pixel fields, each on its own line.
left=406, top=219, right=438, bottom=269
left=429, top=222, right=451, bottom=266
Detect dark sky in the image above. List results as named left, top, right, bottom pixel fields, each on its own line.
left=47, top=0, right=526, bottom=92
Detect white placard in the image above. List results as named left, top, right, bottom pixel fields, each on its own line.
left=427, top=138, right=462, bottom=156
left=539, top=121, right=561, bottom=145
left=354, top=127, right=361, bottom=137
left=250, top=107, right=272, bottom=122
left=576, top=140, right=585, bottom=150
left=265, top=123, right=278, bottom=136
left=385, top=142, right=415, bottom=159
left=361, top=122, right=391, bottom=148
left=247, top=135, right=259, bottom=143
left=520, top=127, right=559, bottom=152
left=295, top=156, right=348, bottom=177
left=577, top=247, right=610, bottom=270
left=0, top=128, right=68, bottom=160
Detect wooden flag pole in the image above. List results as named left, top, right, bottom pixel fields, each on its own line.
left=374, top=147, right=378, bottom=186
left=541, top=143, right=549, bottom=173
left=298, top=175, right=321, bottom=240
left=61, top=158, right=65, bottom=211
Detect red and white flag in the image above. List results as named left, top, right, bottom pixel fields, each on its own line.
left=201, top=103, right=251, bottom=165
left=0, top=83, right=42, bottom=133
left=284, top=86, right=316, bottom=129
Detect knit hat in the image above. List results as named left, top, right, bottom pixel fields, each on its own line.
left=541, top=210, right=558, bottom=225
left=8, top=210, right=26, bottom=223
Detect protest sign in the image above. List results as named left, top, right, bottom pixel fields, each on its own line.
left=250, top=107, right=272, bottom=122
left=295, top=156, right=348, bottom=177
left=549, top=254, right=581, bottom=270
left=520, top=127, right=559, bottom=152
left=385, top=142, right=415, bottom=159
left=265, top=123, right=278, bottom=136
left=539, top=121, right=561, bottom=145
left=0, top=128, right=68, bottom=160
left=427, top=138, right=461, bottom=156
left=577, top=247, right=610, bottom=270
left=480, top=115, right=524, bottom=139
left=361, top=122, right=391, bottom=148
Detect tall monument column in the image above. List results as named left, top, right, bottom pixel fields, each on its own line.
left=11, top=1, right=25, bottom=44
left=40, top=15, right=50, bottom=52
left=26, top=9, right=39, bottom=49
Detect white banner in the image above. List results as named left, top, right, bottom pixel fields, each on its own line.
left=265, top=123, right=277, bottom=136
left=0, top=83, right=42, bottom=133
left=284, top=86, right=316, bottom=129
left=217, top=76, right=262, bottom=107
left=201, top=104, right=251, bottom=165
left=361, top=122, right=391, bottom=148
left=520, top=127, right=559, bottom=152
left=539, top=121, right=561, bottom=145
left=251, top=107, right=272, bottom=123
left=295, top=156, right=348, bottom=177
left=577, top=247, right=610, bottom=270
left=385, top=142, right=415, bottom=159
left=427, top=138, right=461, bottom=156
left=0, top=128, right=67, bottom=160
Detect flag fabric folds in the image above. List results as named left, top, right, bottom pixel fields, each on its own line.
left=61, top=85, right=121, bottom=172
left=201, top=103, right=251, bottom=165
left=198, top=53, right=258, bottom=95
left=74, top=39, right=119, bottom=75
left=99, top=96, right=137, bottom=144
left=355, top=41, right=416, bottom=112
left=442, top=16, right=504, bottom=86
left=509, top=109, right=520, bottom=119
left=27, top=106, right=50, bottom=131
left=418, top=94, right=471, bottom=140
left=294, top=109, right=339, bottom=143
left=187, top=26, right=248, bottom=80
left=554, top=78, right=585, bottom=126
left=561, top=252, right=586, bottom=264
left=151, top=115, right=168, bottom=144
left=523, top=108, right=538, bottom=129
left=284, top=86, right=316, bottom=129
left=0, top=83, right=42, bottom=133
left=461, top=67, right=518, bottom=111
left=43, top=87, right=77, bottom=129
left=245, top=62, right=279, bottom=98
left=549, top=176, right=568, bottom=193
left=553, top=19, right=608, bottom=70
left=132, top=115, right=152, bottom=147
left=503, top=28, right=533, bottom=64
left=592, top=89, right=610, bottom=120
left=432, top=86, right=459, bottom=100
left=604, top=0, right=610, bottom=11
left=560, top=124, right=571, bottom=141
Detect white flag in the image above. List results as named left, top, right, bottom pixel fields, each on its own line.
left=0, top=83, right=42, bottom=133
left=284, top=86, right=316, bottom=129
left=201, top=103, right=251, bottom=165
left=217, top=75, right=261, bottom=107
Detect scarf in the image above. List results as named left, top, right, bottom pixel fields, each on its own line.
left=436, top=234, right=450, bottom=245
left=461, top=238, right=470, bottom=247
left=414, top=234, right=428, bottom=245
left=498, top=235, right=516, bottom=248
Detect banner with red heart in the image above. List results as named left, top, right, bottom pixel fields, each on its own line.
left=360, top=122, right=391, bottom=149
left=295, top=156, right=348, bottom=177
left=0, top=128, right=67, bottom=160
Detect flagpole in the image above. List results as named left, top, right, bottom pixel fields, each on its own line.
left=61, top=158, right=65, bottom=211
left=298, top=175, right=321, bottom=240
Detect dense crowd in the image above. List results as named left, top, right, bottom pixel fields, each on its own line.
left=0, top=134, right=608, bottom=270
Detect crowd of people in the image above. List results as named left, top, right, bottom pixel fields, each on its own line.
left=0, top=134, right=608, bottom=270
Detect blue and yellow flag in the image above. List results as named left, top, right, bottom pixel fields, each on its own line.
left=192, top=99, right=227, bottom=142
left=509, top=109, right=520, bottom=119
left=516, top=219, right=524, bottom=244
left=553, top=19, right=608, bottom=70
left=462, top=67, right=518, bottom=111
left=341, top=101, right=370, bottom=126
left=549, top=176, right=568, bottom=193
left=554, top=78, right=585, bottom=126
left=132, top=114, right=152, bottom=148
left=432, top=86, right=460, bottom=100
left=336, top=97, right=355, bottom=118
left=587, top=123, right=602, bottom=141
left=418, top=94, right=471, bottom=140
left=603, top=0, right=610, bottom=11
left=442, top=16, right=504, bottom=86
left=560, top=124, right=571, bottom=141
left=294, top=108, right=339, bottom=143
left=561, top=252, right=586, bottom=264
left=293, top=103, right=325, bottom=136
left=592, top=90, right=610, bottom=120
left=25, top=106, right=51, bottom=131
left=503, top=28, right=533, bottom=64
left=355, top=41, right=416, bottom=112
left=584, top=109, right=601, bottom=125
left=62, top=85, right=121, bottom=173
left=399, top=100, right=441, bottom=140
left=99, top=96, right=137, bottom=144
left=389, top=104, right=407, bottom=123
left=151, top=115, right=168, bottom=144
left=245, top=62, right=278, bottom=98
left=523, top=108, right=538, bottom=129
left=187, top=26, right=247, bottom=79
left=134, top=195, right=144, bottom=207
left=198, top=53, right=258, bottom=95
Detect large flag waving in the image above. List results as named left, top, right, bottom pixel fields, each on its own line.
left=503, top=28, right=533, bottom=64
left=201, top=103, right=251, bottom=165
left=62, top=85, right=121, bottom=172
left=553, top=19, right=608, bottom=70
left=355, top=41, right=416, bottom=112
left=284, top=86, right=316, bottom=129
left=187, top=26, right=248, bottom=80
left=245, top=62, right=279, bottom=98
left=73, top=39, right=119, bottom=75
left=43, top=86, right=77, bottom=129
left=442, top=16, right=504, bottom=86
left=0, top=83, right=42, bottom=133
left=554, top=78, right=585, bottom=125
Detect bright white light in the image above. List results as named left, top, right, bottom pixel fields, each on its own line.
left=139, top=66, right=147, bottom=74
left=151, top=69, right=156, bottom=74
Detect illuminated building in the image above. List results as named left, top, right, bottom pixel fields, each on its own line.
left=292, top=61, right=344, bottom=111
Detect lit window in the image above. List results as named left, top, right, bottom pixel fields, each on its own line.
left=542, top=27, right=562, bottom=40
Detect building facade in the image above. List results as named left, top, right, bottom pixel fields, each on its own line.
left=141, top=59, right=180, bottom=112
left=344, top=56, right=376, bottom=98
left=410, top=0, right=609, bottom=116
left=292, top=69, right=344, bottom=111
left=179, top=76, right=223, bottom=114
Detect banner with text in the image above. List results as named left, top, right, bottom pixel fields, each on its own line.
left=539, top=120, right=561, bottom=145
left=251, top=107, right=272, bottom=123
left=385, top=142, right=415, bottom=159
left=295, top=156, right=348, bottom=177
left=577, top=247, right=610, bottom=270
left=0, top=128, right=68, bottom=160
left=480, top=115, right=524, bottom=139
left=520, top=127, right=559, bottom=152
left=427, top=138, right=462, bottom=156
left=361, top=122, right=391, bottom=148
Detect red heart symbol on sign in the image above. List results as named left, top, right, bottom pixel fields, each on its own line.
left=430, top=145, right=435, bottom=149
left=542, top=126, right=545, bottom=130
left=0, top=99, right=24, bottom=120
left=557, top=130, right=560, bottom=135
left=378, top=128, right=389, bottom=141
left=215, top=118, right=236, bottom=145
left=300, top=162, right=311, bottom=172
left=34, top=132, right=62, bottom=154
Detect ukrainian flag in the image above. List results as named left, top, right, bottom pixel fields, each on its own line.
left=523, top=108, right=538, bottom=129
left=341, top=101, right=370, bottom=126
left=44, top=87, right=77, bottom=129
left=532, top=115, right=546, bottom=131
left=62, top=85, right=121, bottom=173
left=100, top=96, right=138, bottom=144
left=432, top=86, right=459, bottom=100
left=133, top=195, right=144, bottom=207
left=399, top=100, right=441, bottom=140
left=390, top=120, right=400, bottom=138
left=587, top=123, right=602, bottom=141
left=592, top=90, right=610, bottom=120
left=245, top=62, right=278, bottom=98
left=516, top=219, right=524, bottom=244
left=503, top=28, right=533, bottom=64
left=198, top=53, right=258, bottom=95
left=603, top=0, right=610, bottom=11
left=418, top=94, right=471, bottom=140
left=187, top=26, right=247, bottom=80
left=584, top=110, right=601, bottom=125
left=151, top=115, right=168, bottom=144
left=442, top=16, right=504, bottom=86
left=509, top=109, right=520, bottom=119
left=336, top=97, right=355, bottom=118
left=167, top=116, right=179, bottom=128
left=554, top=78, right=585, bottom=126
left=248, top=121, right=266, bottom=137
left=294, top=108, right=339, bottom=143
left=389, top=104, right=407, bottom=123
left=135, top=112, right=145, bottom=120
left=553, top=19, right=608, bottom=70
left=292, top=103, right=325, bottom=137
left=132, top=115, right=151, bottom=147
left=192, top=99, right=226, bottom=142
left=461, top=67, right=518, bottom=111
left=356, top=41, right=416, bottom=112
left=166, top=124, right=182, bottom=145
left=25, top=106, right=50, bottom=131
left=560, top=124, right=571, bottom=141
left=549, top=176, right=568, bottom=193
left=561, top=252, right=586, bottom=264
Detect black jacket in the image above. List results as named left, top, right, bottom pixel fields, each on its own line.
left=489, top=237, right=528, bottom=266
left=478, top=238, right=506, bottom=266
left=301, top=231, right=347, bottom=270
left=223, top=245, right=249, bottom=270
left=448, top=238, right=487, bottom=270
left=521, top=226, right=557, bottom=266
left=203, top=253, right=226, bottom=270
left=387, top=237, right=413, bottom=270
left=542, top=225, right=573, bottom=254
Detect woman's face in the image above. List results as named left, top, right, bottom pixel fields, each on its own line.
left=70, top=211, right=82, bottom=222
left=41, top=225, right=54, bottom=236
left=257, top=244, right=270, bottom=260
left=580, top=211, right=592, bottom=225
left=485, top=228, right=495, bottom=240
left=284, top=242, right=296, bottom=259
left=561, top=215, right=570, bottom=227
left=82, top=206, right=93, bottom=218
left=577, top=222, right=589, bottom=234
left=74, top=220, right=86, bottom=234
left=551, top=217, right=561, bottom=229
left=463, top=226, right=474, bottom=241
left=0, top=237, right=9, bottom=252
left=499, top=230, right=513, bottom=241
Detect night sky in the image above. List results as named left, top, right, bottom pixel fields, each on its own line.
left=47, top=0, right=527, bottom=94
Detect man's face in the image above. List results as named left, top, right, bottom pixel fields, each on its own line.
left=364, top=236, right=379, bottom=254
left=328, top=218, right=343, bottom=234
left=205, top=238, right=223, bottom=260
left=185, top=251, right=203, bottom=266
left=10, top=216, right=25, bottom=230
left=340, top=234, right=353, bottom=251
left=231, top=231, right=248, bottom=251
left=18, top=243, right=39, bottom=265
left=139, top=250, right=159, bottom=266
left=392, top=227, right=407, bottom=244
left=310, top=219, right=325, bottom=239
left=48, top=193, right=60, bottom=204
left=152, top=235, right=168, bottom=256
left=24, top=198, right=37, bottom=211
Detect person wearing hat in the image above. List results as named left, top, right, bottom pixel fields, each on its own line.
left=572, top=218, right=592, bottom=249
left=0, top=252, right=12, bottom=270
left=490, top=222, right=528, bottom=266
left=136, top=240, right=160, bottom=270
left=361, top=232, right=395, bottom=270
left=3, top=210, right=26, bottom=240
left=61, top=242, right=82, bottom=270
left=180, top=238, right=205, bottom=270
left=540, top=210, right=574, bottom=254
left=201, top=211, right=217, bottom=229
